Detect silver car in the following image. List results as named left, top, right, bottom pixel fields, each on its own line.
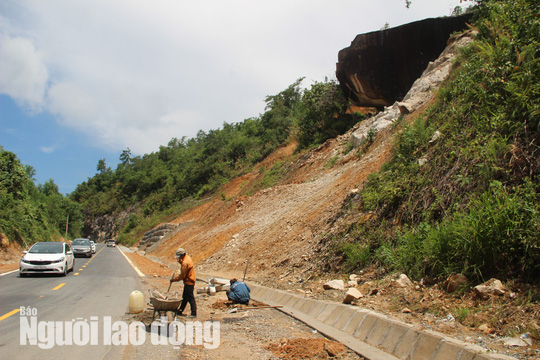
left=72, top=238, right=92, bottom=258
left=19, top=242, right=74, bottom=277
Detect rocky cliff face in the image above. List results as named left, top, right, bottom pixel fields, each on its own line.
left=83, top=208, right=134, bottom=242
left=336, top=14, right=472, bottom=108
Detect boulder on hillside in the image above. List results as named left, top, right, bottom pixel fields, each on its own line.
left=443, top=274, right=469, bottom=293
left=474, top=278, right=506, bottom=300
left=343, top=288, right=363, bottom=304
left=336, top=14, right=473, bottom=108
left=323, top=279, right=345, bottom=290
left=395, top=274, right=413, bottom=288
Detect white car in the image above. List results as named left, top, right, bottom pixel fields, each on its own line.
left=19, top=242, right=75, bottom=277
left=89, top=240, right=96, bottom=254
left=107, top=240, right=116, bottom=247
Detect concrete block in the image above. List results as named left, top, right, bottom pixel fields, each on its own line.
left=457, top=351, right=476, bottom=360
left=353, top=312, right=380, bottom=341
left=333, top=308, right=358, bottom=331
left=306, top=302, right=328, bottom=318
left=322, top=306, right=346, bottom=326
left=411, top=332, right=443, bottom=360
left=472, top=354, right=493, bottom=360
left=342, top=311, right=367, bottom=335
left=252, top=287, right=269, bottom=298
left=432, top=340, right=464, bottom=360
left=394, top=328, right=420, bottom=359
left=315, top=304, right=338, bottom=323
left=265, top=290, right=281, bottom=302
left=380, top=323, right=408, bottom=354
left=290, top=297, right=306, bottom=310
left=366, top=317, right=391, bottom=347
left=296, top=298, right=316, bottom=314
left=273, top=292, right=290, bottom=303
left=285, top=296, right=300, bottom=308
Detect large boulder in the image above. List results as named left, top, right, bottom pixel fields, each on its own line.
left=336, top=14, right=472, bottom=108
left=349, top=31, right=475, bottom=148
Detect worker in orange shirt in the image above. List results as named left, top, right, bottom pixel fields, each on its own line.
left=170, top=247, right=197, bottom=318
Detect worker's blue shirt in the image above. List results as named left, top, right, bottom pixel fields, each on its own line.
left=228, top=281, right=251, bottom=303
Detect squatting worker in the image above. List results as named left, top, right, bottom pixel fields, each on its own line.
left=226, top=278, right=251, bottom=305
left=170, top=247, right=197, bottom=317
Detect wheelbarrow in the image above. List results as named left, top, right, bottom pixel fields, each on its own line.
left=148, top=290, right=182, bottom=321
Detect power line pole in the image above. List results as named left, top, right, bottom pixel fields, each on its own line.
left=65, top=214, right=69, bottom=240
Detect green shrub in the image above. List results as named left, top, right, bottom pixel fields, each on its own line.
left=349, top=0, right=540, bottom=283
left=393, top=181, right=539, bottom=281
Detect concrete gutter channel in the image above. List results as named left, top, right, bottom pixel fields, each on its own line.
left=249, top=283, right=514, bottom=360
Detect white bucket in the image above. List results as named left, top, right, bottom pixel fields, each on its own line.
left=128, top=290, right=144, bottom=314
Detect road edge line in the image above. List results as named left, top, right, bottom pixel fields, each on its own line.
left=0, top=269, right=19, bottom=277
left=117, top=247, right=145, bottom=277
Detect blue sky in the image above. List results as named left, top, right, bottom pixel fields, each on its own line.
left=0, top=0, right=470, bottom=194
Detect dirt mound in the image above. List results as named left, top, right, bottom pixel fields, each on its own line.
left=265, top=338, right=349, bottom=359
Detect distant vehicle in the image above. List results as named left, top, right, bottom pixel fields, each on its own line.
left=89, top=240, right=96, bottom=254
left=107, top=240, right=116, bottom=247
left=72, top=238, right=93, bottom=258
left=19, top=242, right=74, bottom=277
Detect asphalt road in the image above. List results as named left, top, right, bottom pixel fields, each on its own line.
left=0, top=243, right=144, bottom=360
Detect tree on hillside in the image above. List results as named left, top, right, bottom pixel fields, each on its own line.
left=120, top=148, right=132, bottom=165
left=297, top=79, right=359, bottom=148
left=0, top=150, right=32, bottom=200
left=1, top=150, right=83, bottom=244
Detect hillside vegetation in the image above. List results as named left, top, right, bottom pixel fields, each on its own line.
left=69, top=78, right=360, bottom=243
left=336, top=0, right=539, bottom=283
left=0, top=149, right=83, bottom=245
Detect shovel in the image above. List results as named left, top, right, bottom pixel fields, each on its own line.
left=165, top=271, right=175, bottom=299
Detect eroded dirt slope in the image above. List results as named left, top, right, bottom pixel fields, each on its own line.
left=145, top=121, right=395, bottom=283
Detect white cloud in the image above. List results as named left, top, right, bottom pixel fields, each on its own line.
left=0, top=34, right=48, bottom=112
left=39, top=145, right=55, bottom=153
left=1, top=0, right=467, bottom=156
left=47, top=82, right=98, bottom=128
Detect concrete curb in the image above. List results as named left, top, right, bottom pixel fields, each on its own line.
left=249, top=283, right=514, bottom=360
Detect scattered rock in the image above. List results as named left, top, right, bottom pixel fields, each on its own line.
left=343, top=288, right=363, bottom=304
left=474, top=278, right=506, bottom=300
left=498, top=337, right=530, bottom=347
left=444, top=313, right=455, bottom=322
left=369, top=288, right=379, bottom=296
left=349, top=274, right=358, bottom=281
left=347, top=280, right=358, bottom=288
left=323, top=280, right=345, bottom=291
left=402, top=308, right=412, bottom=313
left=420, top=276, right=436, bottom=286
left=429, top=130, right=441, bottom=143
left=395, top=274, right=413, bottom=288
left=478, top=324, right=496, bottom=334
left=443, top=274, right=469, bottom=293
left=417, top=156, right=428, bottom=166
left=520, top=333, right=533, bottom=346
